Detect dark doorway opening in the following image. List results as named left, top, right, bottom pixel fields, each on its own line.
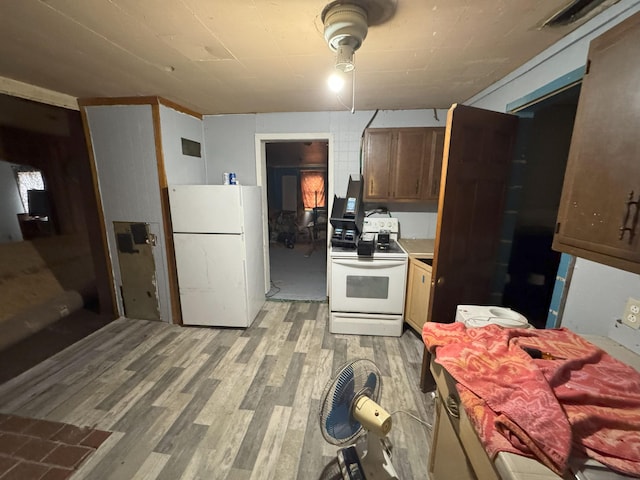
left=502, top=84, right=581, bottom=328
left=265, top=141, right=329, bottom=301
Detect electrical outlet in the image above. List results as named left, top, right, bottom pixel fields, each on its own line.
left=622, top=297, right=640, bottom=329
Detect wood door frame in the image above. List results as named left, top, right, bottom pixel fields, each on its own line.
left=505, top=67, right=584, bottom=329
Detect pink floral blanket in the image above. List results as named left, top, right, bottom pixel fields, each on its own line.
left=422, top=322, right=640, bottom=476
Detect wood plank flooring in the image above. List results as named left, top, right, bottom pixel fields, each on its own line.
left=0, top=301, right=434, bottom=479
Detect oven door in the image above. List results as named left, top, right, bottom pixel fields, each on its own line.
left=330, top=257, right=407, bottom=314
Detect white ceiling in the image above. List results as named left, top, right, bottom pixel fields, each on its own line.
left=0, top=0, right=616, bottom=115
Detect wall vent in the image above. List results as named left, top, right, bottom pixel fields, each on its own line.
left=542, top=0, right=620, bottom=27
left=181, top=138, right=201, bottom=158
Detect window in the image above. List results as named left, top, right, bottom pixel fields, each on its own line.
left=300, top=171, right=326, bottom=210
left=15, top=169, right=45, bottom=213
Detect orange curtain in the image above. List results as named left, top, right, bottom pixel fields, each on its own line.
left=301, top=171, right=326, bottom=209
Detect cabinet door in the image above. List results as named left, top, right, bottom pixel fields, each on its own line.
left=405, top=258, right=432, bottom=333
left=425, top=128, right=446, bottom=201
left=391, top=128, right=428, bottom=200
left=363, top=127, right=445, bottom=203
left=363, top=129, right=393, bottom=200
left=553, top=12, right=640, bottom=273
left=429, top=397, right=477, bottom=480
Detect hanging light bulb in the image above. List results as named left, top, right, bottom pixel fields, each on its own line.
left=328, top=72, right=346, bottom=92
left=320, top=1, right=397, bottom=112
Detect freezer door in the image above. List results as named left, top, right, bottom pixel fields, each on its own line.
left=169, top=185, right=243, bottom=233
left=174, top=233, right=249, bottom=326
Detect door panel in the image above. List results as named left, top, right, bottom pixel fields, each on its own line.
left=114, top=221, right=160, bottom=321
left=428, top=104, right=518, bottom=325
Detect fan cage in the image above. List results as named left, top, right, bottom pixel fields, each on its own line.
left=319, top=358, right=382, bottom=446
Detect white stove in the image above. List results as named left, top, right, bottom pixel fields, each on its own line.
left=329, top=217, right=408, bottom=337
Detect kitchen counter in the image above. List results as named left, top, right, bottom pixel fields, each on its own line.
left=430, top=334, right=640, bottom=480
left=398, top=238, right=435, bottom=258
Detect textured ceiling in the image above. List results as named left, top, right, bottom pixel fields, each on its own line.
left=0, top=1, right=616, bottom=115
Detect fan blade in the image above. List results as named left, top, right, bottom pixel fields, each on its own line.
left=325, top=404, right=361, bottom=440
left=364, top=372, right=377, bottom=395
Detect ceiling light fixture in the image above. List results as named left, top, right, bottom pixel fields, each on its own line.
left=320, top=0, right=397, bottom=113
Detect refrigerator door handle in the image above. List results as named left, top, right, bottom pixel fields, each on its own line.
left=146, top=233, right=157, bottom=247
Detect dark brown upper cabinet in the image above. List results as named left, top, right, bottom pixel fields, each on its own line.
left=363, top=127, right=445, bottom=203
left=553, top=11, right=640, bottom=274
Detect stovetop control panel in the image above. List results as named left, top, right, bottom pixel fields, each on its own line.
left=363, top=217, right=399, bottom=235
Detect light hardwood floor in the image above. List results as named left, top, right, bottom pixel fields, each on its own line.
left=0, top=301, right=434, bottom=479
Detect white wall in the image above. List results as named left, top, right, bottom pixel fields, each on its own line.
left=0, top=160, right=24, bottom=243
left=561, top=259, right=640, bottom=336
left=203, top=108, right=447, bottom=239
left=160, top=105, right=206, bottom=185
left=466, top=0, right=640, bottom=348
left=85, top=104, right=171, bottom=322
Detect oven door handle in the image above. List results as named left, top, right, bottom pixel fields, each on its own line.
left=332, top=259, right=405, bottom=268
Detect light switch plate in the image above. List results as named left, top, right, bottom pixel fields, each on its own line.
left=622, top=297, right=640, bottom=329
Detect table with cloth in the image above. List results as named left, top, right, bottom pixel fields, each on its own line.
left=422, top=322, right=640, bottom=478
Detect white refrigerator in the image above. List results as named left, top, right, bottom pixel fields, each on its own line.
left=168, top=185, right=266, bottom=327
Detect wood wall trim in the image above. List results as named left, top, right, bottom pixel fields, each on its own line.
left=78, top=96, right=202, bottom=119
left=157, top=98, right=202, bottom=119
left=79, top=106, right=119, bottom=317
left=78, top=96, right=160, bottom=107
left=151, top=104, right=183, bottom=325
left=0, top=76, right=79, bottom=111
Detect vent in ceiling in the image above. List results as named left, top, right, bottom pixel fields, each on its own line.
left=542, top=0, right=620, bottom=27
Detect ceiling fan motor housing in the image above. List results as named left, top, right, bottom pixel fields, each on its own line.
left=322, top=3, right=369, bottom=52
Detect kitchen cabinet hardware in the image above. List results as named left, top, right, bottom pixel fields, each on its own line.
left=444, top=394, right=460, bottom=419
left=618, top=190, right=639, bottom=244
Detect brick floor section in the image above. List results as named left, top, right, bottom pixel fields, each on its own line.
left=0, top=414, right=111, bottom=480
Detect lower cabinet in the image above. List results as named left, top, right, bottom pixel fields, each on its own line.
left=429, top=359, right=501, bottom=480
left=405, top=257, right=432, bottom=333
left=429, top=395, right=478, bottom=480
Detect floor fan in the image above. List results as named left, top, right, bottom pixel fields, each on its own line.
left=319, top=359, right=399, bottom=479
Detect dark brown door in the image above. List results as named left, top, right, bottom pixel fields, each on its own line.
left=427, top=104, right=518, bottom=324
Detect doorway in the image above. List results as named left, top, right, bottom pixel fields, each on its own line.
left=502, top=83, right=581, bottom=328
left=262, top=140, right=329, bottom=301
